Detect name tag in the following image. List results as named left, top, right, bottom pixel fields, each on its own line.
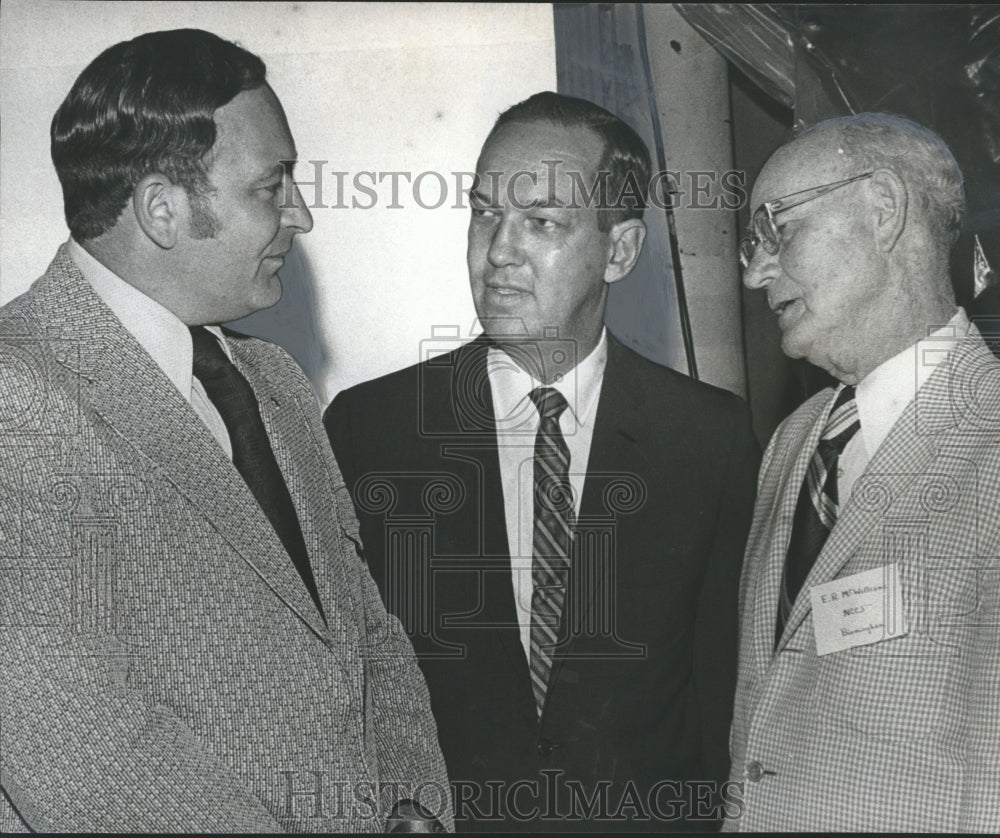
left=810, top=564, right=907, bottom=656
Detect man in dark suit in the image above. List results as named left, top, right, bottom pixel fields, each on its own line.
left=326, top=92, right=759, bottom=831
left=0, top=29, right=448, bottom=832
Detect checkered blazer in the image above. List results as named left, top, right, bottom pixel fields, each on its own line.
left=726, top=325, right=1000, bottom=831
left=0, top=246, right=452, bottom=832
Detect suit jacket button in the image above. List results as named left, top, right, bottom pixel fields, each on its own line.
left=537, top=738, right=554, bottom=758
left=746, top=761, right=764, bottom=782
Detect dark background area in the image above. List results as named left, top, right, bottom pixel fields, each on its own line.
left=729, top=70, right=804, bottom=445
left=733, top=4, right=1000, bottom=438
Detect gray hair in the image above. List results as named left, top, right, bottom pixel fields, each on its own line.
left=798, top=112, right=965, bottom=249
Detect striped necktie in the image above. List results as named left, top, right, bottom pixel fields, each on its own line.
left=528, top=386, right=574, bottom=717
left=776, top=385, right=860, bottom=646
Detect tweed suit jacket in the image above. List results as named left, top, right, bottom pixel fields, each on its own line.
left=0, top=246, right=452, bottom=832
left=727, top=326, right=1000, bottom=831
left=327, top=334, right=760, bottom=831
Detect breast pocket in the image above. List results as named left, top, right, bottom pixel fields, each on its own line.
left=812, top=632, right=959, bottom=739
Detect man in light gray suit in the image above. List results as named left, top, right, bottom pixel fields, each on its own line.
left=729, top=112, right=1000, bottom=830
left=0, top=29, right=450, bottom=832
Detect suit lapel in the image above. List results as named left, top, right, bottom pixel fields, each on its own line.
left=776, top=409, right=937, bottom=648
left=227, top=338, right=343, bottom=638
left=772, top=336, right=987, bottom=651
left=548, top=335, right=647, bottom=691
left=751, top=393, right=828, bottom=667
left=577, top=337, right=649, bottom=506
left=33, top=250, right=329, bottom=639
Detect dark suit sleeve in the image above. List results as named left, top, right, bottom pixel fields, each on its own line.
left=325, top=391, right=359, bottom=497
left=692, top=395, right=760, bottom=785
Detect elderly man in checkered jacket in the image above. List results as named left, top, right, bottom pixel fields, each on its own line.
left=730, top=111, right=1000, bottom=831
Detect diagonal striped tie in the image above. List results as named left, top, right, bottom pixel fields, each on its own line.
left=776, top=385, right=860, bottom=646
left=528, top=387, right=574, bottom=718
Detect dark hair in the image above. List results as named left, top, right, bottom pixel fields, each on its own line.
left=51, top=29, right=266, bottom=241
left=485, top=91, right=650, bottom=232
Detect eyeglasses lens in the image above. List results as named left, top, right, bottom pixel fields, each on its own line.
left=753, top=211, right=780, bottom=256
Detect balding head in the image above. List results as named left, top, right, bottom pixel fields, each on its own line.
left=797, top=113, right=964, bottom=250
left=742, top=113, right=962, bottom=384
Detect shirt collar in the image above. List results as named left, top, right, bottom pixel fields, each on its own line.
left=68, top=238, right=229, bottom=402
left=487, top=328, right=608, bottom=431
left=855, top=307, right=969, bottom=457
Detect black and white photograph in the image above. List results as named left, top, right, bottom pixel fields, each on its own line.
left=1, top=1, right=998, bottom=832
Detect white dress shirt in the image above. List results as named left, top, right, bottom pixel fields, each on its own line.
left=839, top=308, right=969, bottom=506
left=487, top=328, right=608, bottom=660
left=68, top=238, right=233, bottom=458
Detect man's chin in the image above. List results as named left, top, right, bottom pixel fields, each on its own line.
left=224, top=281, right=283, bottom=324
left=478, top=314, right=534, bottom=341
left=778, top=315, right=810, bottom=353
left=257, top=273, right=284, bottom=307
left=781, top=335, right=849, bottom=381
left=779, top=332, right=811, bottom=364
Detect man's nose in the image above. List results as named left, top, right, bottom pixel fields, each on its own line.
left=487, top=216, right=521, bottom=268
left=283, top=183, right=314, bottom=234
left=742, top=246, right=776, bottom=291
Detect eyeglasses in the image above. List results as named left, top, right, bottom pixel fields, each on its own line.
left=738, top=171, right=874, bottom=269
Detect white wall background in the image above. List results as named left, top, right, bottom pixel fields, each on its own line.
left=0, top=0, right=556, bottom=405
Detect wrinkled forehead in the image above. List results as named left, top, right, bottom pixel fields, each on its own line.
left=474, top=121, right=604, bottom=205
left=750, top=129, right=850, bottom=212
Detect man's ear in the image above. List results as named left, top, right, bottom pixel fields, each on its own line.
left=604, top=218, right=646, bottom=285
left=869, top=168, right=907, bottom=253
left=132, top=173, right=183, bottom=249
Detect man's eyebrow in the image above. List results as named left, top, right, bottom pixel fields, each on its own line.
left=469, top=188, right=497, bottom=204
left=523, top=196, right=566, bottom=210
left=469, top=190, right=567, bottom=210
left=259, top=159, right=298, bottom=181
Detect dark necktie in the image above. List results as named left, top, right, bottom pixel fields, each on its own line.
left=528, top=386, right=574, bottom=717
left=776, top=385, right=860, bottom=646
left=189, top=326, right=325, bottom=622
